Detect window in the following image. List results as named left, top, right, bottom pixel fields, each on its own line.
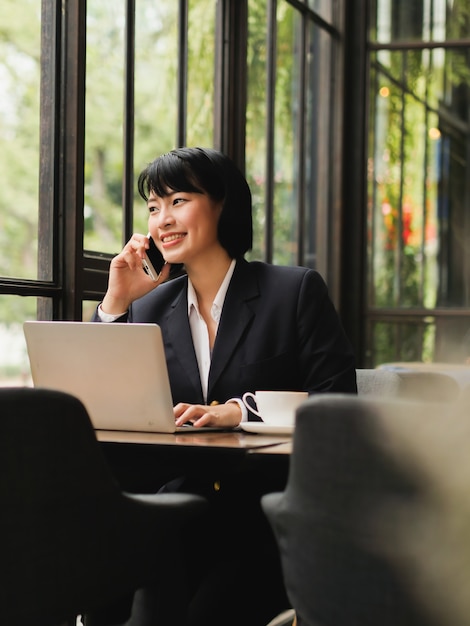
left=246, top=0, right=341, bottom=281
left=83, top=0, right=217, bottom=254
left=0, top=0, right=346, bottom=385
left=367, top=0, right=470, bottom=365
left=0, top=0, right=43, bottom=384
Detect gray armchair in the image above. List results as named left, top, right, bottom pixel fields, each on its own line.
left=356, top=368, right=402, bottom=396
left=0, top=387, right=207, bottom=626
left=262, top=394, right=443, bottom=626
left=356, top=367, right=460, bottom=402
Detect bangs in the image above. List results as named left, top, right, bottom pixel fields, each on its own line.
left=138, top=152, right=204, bottom=200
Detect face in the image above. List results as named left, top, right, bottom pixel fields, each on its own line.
left=147, top=189, right=223, bottom=266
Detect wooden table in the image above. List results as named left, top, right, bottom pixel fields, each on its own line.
left=96, top=428, right=292, bottom=493
left=96, top=428, right=291, bottom=451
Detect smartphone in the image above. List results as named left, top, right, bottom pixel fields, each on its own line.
left=142, top=234, right=166, bottom=281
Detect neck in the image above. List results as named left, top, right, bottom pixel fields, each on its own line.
left=187, top=252, right=233, bottom=303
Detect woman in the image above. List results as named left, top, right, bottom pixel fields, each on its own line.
left=92, top=146, right=357, bottom=625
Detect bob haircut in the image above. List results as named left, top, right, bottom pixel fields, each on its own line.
left=137, top=147, right=253, bottom=259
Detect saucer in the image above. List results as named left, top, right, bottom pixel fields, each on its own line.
left=240, top=422, right=294, bottom=435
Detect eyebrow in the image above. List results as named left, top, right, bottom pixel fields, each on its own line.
left=147, top=190, right=180, bottom=203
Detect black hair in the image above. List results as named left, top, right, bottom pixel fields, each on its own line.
left=137, top=147, right=253, bottom=258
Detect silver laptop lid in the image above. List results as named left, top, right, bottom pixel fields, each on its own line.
left=23, top=321, right=177, bottom=433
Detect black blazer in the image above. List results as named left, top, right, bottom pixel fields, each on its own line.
left=94, top=259, right=357, bottom=407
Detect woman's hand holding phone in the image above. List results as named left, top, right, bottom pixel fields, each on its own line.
left=101, top=233, right=170, bottom=316
left=142, top=233, right=166, bottom=281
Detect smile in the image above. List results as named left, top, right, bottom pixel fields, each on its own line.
left=162, top=234, right=186, bottom=243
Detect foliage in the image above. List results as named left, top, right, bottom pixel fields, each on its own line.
left=83, top=0, right=217, bottom=250
left=0, top=0, right=41, bottom=292
left=246, top=0, right=268, bottom=261
left=186, top=0, right=216, bottom=147
left=371, top=49, right=432, bottom=310
left=245, top=0, right=299, bottom=265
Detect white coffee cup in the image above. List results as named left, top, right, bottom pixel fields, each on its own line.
left=241, top=390, right=308, bottom=426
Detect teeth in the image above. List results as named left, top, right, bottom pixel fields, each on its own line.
left=162, top=234, right=185, bottom=243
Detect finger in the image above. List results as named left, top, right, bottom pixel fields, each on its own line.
left=156, top=263, right=171, bottom=284
left=174, top=404, right=210, bottom=426
left=174, top=406, right=196, bottom=426
left=173, top=402, right=191, bottom=419
left=192, top=412, right=213, bottom=427
left=120, top=249, right=142, bottom=272
left=125, top=234, right=146, bottom=256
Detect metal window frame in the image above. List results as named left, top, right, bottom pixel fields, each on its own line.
left=0, top=0, right=350, bottom=333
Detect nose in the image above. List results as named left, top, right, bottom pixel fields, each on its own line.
left=155, top=205, right=175, bottom=228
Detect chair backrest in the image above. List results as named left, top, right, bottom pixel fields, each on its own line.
left=356, top=368, right=402, bottom=396
left=378, top=363, right=468, bottom=403
left=395, top=370, right=460, bottom=403
left=459, top=382, right=470, bottom=407
left=357, top=367, right=461, bottom=403
left=262, top=393, right=448, bottom=626
left=0, top=387, right=206, bottom=626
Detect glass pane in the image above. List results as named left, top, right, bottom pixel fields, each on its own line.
left=186, top=0, right=216, bottom=147
left=0, top=295, right=40, bottom=386
left=370, top=316, right=470, bottom=366
left=304, top=24, right=332, bottom=270
left=371, top=0, right=469, bottom=44
left=273, top=2, right=301, bottom=266
left=368, top=47, right=470, bottom=310
left=436, top=46, right=470, bottom=307
left=133, top=0, right=179, bottom=236
left=424, top=108, right=440, bottom=309
left=83, top=299, right=100, bottom=322
left=401, top=90, right=426, bottom=307
left=84, top=1, right=125, bottom=254
left=246, top=0, right=268, bottom=261
left=371, top=319, right=436, bottom=365
left=0, top=0, right=41, bottom=279
left=307, top=0, right=333, bottom=24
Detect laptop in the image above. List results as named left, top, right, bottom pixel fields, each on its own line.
left=23, top=320, right=230, bottom=433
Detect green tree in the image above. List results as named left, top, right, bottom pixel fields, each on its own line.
left=0, top=0, right=40, bottom=286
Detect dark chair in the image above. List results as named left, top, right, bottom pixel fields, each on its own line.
left=0, top=387, right=207, bottom=626
left=262, top=393, right=445, bottom=626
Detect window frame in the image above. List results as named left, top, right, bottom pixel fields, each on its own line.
left=0, top=0, right=349, bottom=334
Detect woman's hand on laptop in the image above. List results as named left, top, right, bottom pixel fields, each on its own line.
left=174, top=401, right=242, bottom=428
left=101, top=233, right=171, bottom=315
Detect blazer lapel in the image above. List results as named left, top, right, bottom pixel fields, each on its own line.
left=165, top=285, right=203, bottom=399
left=208, top=260, right=259, bottom=393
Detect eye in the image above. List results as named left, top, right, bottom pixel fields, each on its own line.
left=148, top=204, right=160, bottom=214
